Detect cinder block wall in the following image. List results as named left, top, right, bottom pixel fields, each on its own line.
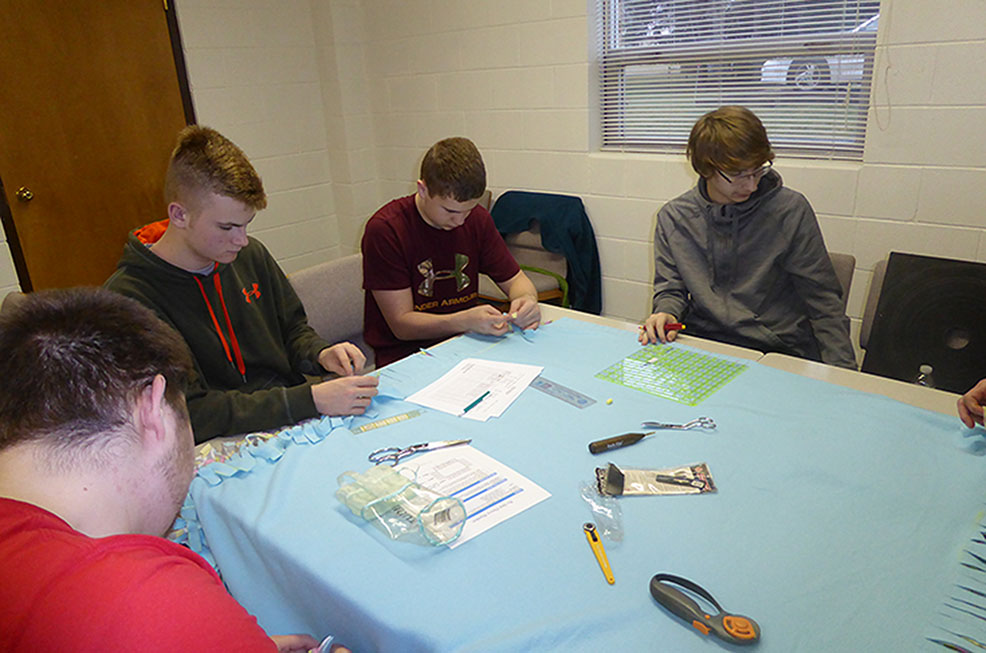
left=4, top=0, right=986, bottom=366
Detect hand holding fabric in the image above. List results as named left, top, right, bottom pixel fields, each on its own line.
left=461, top=304, right=511, bottom=336
left=312, top=375, right=379, bottom=416
left=318, top=343, right=366, bottom=376
left=507, top=296, right=540, bottom=330
left=958, top=378, right=986, bottom=428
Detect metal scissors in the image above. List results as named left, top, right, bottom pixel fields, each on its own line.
left=641, top=417, right=716, bottom=430
left=368, top=439, right=471, bottom=466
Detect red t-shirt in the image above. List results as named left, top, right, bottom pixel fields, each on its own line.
left=0, top=498, right=276, bottom=652
left=361, top=195, right=520, bottom=366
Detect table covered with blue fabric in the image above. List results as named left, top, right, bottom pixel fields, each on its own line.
left=187, top=317, right=986, bottom=652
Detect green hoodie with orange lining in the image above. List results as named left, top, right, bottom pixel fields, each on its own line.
left=105, top=220, right=330, bottom=443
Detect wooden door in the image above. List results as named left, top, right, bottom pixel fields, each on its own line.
left=0, top=0, right=191, bottom=290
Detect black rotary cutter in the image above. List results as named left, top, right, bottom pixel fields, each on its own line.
left=650, top=573, right=760, bottom=645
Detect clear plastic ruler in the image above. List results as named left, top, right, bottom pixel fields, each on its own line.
left=530, top=376, right=596, bottom=409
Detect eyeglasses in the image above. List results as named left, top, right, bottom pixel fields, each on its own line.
left=716, top=161, right=773, bottom=185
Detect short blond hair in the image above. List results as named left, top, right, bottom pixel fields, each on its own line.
left=686, top=106, right=775, bottom=179
left=164, top=125, right=266, bottom=210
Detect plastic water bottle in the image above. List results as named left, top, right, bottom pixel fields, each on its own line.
left=914, top=364, right=935, bottom=388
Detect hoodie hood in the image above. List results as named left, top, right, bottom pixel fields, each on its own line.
left=698, top=169, right=784, bottom=231
left=115, top=220, right=224, bottom=283
left=695, top=169, right=784, bottom=289
left=133, top=218, right=169, bottom=246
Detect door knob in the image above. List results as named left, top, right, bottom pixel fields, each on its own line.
left=15, top=186, right=33, bottom=202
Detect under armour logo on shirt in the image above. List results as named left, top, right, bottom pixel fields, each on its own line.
left=417, top=254, right=470, bottom=297
left=242, top=283, right=261, bottom=303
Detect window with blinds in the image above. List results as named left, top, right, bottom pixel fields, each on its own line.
left=596, top=0, right=880, bottom=159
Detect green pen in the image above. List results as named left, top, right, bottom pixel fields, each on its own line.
left=462, top=390, right=490, bottom=414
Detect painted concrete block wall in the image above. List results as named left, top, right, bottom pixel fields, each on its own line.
left=356, top=0, right=986, bottom=364
left=311, top=0, right=380, bottom=255
left=175, top=0, right=342, bottom=273
left=4, top=0, right=985, bottom=367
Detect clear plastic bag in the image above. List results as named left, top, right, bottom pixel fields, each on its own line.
left=336, top=465, right=466, bottom=546
left=579, top=480, right=624, bottom=542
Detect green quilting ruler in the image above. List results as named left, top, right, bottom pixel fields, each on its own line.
left=595, top=345, right=746, bottom=406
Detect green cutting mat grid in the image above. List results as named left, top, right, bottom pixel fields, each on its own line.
left=595, top=345, right=747, bottom=406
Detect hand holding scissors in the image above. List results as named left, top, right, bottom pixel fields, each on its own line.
left=368, top=439, right=471, bottom=466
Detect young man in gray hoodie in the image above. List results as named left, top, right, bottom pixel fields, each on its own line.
left=639, top=106, right=856, bottom=369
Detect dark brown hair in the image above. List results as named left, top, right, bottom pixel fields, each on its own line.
left=165, top=125, right=267, bottom=210
left=686, top=106, right=775, bottom=178
left=420, top=137, right=486, bottom=201
left=0, top=288, right=194, bottom=454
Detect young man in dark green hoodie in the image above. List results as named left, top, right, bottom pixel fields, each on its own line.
left=639, top=106, right=856, bottom=369
left=106, top=126, right=378, bottom=443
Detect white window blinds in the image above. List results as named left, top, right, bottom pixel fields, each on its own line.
left=596, top=0, right=880, bottom=159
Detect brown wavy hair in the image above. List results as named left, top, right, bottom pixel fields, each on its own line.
left=687, top=106, right=775, bottom=178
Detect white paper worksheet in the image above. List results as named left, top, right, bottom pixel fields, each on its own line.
left=397, top=445, right=551, bottom=549
left=405, top=358, right=543, bottom=421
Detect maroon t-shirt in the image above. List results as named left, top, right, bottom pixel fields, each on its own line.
left=361, top=195, right=520, bottom=366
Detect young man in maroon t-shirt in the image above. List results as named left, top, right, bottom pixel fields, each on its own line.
left=361, top=137, right=540, bottom=366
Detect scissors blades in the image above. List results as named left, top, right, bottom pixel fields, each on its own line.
left=413, top=439, right=471, bottom=453
left=369, top=439, right=471, bottom=465
left=641, top=417, right=716, bottom=430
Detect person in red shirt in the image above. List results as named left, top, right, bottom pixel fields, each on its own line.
left=0, top=288, right=338, bottom=652
left=361, top=137, right=540, bottom=366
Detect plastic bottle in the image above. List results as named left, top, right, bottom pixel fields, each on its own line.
left=914, top=364, right=935, bottom=388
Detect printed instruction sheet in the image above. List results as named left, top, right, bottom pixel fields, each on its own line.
left=405, top=358, right=543, bottom=421
left=397, top=445, right=551, bottom=548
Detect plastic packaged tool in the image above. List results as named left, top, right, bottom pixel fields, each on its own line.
left=336, top=465, right=466, bottom=546
left=595, top=462, right=716, bottom=496
left=650, top=573, right=760, bottom=645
